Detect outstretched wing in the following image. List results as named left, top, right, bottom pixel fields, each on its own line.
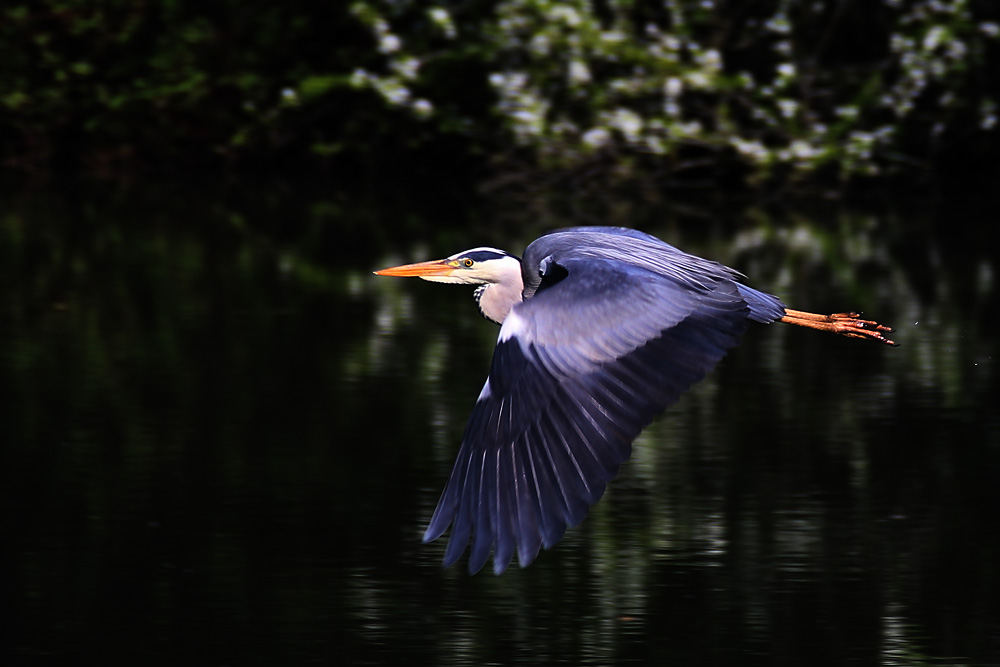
left=423, top=254, right=756, bottom=574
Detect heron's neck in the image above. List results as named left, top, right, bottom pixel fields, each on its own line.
left=475, top=278, right=523, bottom=325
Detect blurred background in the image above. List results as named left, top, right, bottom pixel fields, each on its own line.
left=2, top=1, right=999, bottom=665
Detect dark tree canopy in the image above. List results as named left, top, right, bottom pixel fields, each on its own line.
left=1, top=0, right=998, bottom=190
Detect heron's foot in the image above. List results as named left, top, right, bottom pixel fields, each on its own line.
left=781, top=309, right=898, bottom=347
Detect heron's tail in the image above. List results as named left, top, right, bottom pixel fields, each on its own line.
left=736, top=283, right=786, bottom=324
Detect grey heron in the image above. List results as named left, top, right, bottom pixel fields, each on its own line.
left=375, top=226, right=896, bottom=575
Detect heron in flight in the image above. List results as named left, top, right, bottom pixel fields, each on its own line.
left=375, top=226, right=896, bottom=575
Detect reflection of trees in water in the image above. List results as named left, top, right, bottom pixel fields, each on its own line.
left=1, top=187, right=996, bottom=665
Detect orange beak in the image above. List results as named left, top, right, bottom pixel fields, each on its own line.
left=374, top=259, right=456, bottom=277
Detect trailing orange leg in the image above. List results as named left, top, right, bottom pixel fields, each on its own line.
left=780, top=308, right=898, bottom=346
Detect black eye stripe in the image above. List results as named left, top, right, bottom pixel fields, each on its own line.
left=464, top=250, right=508, bottom=263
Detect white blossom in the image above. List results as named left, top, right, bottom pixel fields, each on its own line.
left=568, top=60, right=591, bottom=86
left=427, top=7, right=457, bottom=39
left=582, top=127, right=611, bottom=148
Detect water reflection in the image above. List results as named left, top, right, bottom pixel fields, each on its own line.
left=2, top=186, right=997, bottom=665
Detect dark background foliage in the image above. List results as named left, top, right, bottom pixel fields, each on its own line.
left=2, top=0, right=998, bottom=194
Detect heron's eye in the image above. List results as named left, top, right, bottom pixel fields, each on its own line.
left=463, top=258, right=474, bottom=268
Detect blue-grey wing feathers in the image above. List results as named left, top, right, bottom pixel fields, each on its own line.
left=423, top=227, right=786, bottom=574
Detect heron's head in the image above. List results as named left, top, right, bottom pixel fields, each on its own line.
left=375, top=247, right=523, bottom=324
left=374, top=248, right=521, bottom=286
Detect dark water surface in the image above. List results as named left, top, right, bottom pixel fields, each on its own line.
left=2, top=184, right=998, bottom=666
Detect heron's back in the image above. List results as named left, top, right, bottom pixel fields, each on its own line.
left=522, top=226, right=785, bottom=323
